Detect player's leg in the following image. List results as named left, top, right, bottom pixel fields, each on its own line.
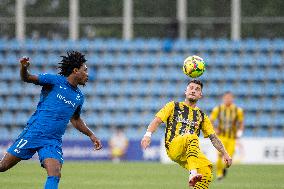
left=43, top=158, right=62, bottom=189
left=167, top=133, right=203, bottom=168
left=185, top=134, right=212, bottom=187
left=168, top=134, right=206, bottom=187
left=194, top=165, right=213, bottom=189
left=43, top=158, right=62, bottom=177
left=167, top=134, right=202, bottom=187
left=0, top=152, right=22, bottom=172
left=167, top=135, right=187, bottom=162
left=38, top=145, right=64, bottom=189
left=1, top=137, right=36, bottom=172
left=185, top=134, right=201, bottom=170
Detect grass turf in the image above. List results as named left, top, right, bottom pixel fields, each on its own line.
left=1, top=162, right=284, bottom=189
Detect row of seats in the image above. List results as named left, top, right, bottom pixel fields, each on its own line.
left=0, top=96, right=284, bottom=113
left=1, top=109, right=284, bottom=127
left=0, top=125, right=283, bottom=140
left=0, top=38, right=283, bottom=52
left=2, top=65, right=283, bottom=81
left=1, top=52, right=283, bottom=67
left=96, top=67, right=284, bottom=81
left=1, top=79, right=283, bottom=97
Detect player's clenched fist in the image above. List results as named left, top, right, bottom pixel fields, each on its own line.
left=20, top=56, right=30, bottom=68
left=223, top=153, right=232, bottom=168
left=141, top=136, right=151, bottom=150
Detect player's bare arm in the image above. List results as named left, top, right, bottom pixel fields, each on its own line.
left=209, top=133, right=232, bottom=167
left=209, top=133, right=226, bottom=154
left=20, top=57, right=39, bottom=84
left=70, top=114, right=102, bottom=150
left=237, top=120, right=244, bottom=138
left=141, top=116, right=163, bottom=150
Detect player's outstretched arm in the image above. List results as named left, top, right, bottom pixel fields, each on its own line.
left=70, top=115, right=102, bottom=150
left=141, top=117, right=163, bottom=150
left=209, top=133, right=232, bottom=167
left=20, top=57, right=39, bottom=84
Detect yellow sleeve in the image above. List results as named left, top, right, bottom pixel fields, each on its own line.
left=237, top=107, right=244, bottom=122
left=201, top=114, right=215, bottom=138
left=210, top=106, right=219, bottom=121
left=155, top=101, right=174, bottom=123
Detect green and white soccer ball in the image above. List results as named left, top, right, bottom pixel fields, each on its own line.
left=183, top=55, right=206, bottom=78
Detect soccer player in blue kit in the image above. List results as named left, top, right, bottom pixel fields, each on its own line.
left=0, top=51, right=102, bottom=189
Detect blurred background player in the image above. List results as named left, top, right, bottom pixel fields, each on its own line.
left=210, top=91, right=244, bottom=180
left=108, top=126, right=129, bottom=163
left=0, top=52, right=102, bottom=189
left=141, top=79, right=232, bottom=188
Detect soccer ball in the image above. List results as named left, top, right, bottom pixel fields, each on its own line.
left=183, top=55, right=206, bottom=78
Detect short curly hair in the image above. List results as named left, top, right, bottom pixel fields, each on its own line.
left=58, top=51, right=87, bottom=77
left=187, top=79, right=203, bottom=89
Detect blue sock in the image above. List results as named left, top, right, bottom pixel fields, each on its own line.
left=45, top=176, right=60, bottom=189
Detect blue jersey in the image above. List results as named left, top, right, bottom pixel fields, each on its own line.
left=22, top=73, right=84, bottom=145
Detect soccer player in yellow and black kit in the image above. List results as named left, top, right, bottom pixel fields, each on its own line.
left=210, top=91, right=244, bottom=180
left=141, top=80, right=232, bottom=188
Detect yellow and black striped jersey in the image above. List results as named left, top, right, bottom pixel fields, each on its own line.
left=210, top=104, right=244, bottom=139
left=156, top=101, right=215, bottom=149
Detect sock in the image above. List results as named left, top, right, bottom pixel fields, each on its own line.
left=189, top=169, right=198, bottom=180
left=45, top=176, right=60, bottom=189
left=189, top=169, right=197, bottom=176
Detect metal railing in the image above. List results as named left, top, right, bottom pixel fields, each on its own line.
left=0, top=0, right=283, bottom=41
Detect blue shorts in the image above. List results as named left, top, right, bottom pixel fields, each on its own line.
left=7, top=137, right=64, bottom=166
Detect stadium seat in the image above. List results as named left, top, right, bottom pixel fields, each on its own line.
left=0, top=127, right=11, bottom=139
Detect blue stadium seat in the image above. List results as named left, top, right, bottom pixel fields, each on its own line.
left=5, top=52, right=18, bottom=66
left=32, top=54, right=46, bottom=65
left=6, top=39, right=21, bottom=51
left=0, top=67, right=15, bottom=80
left=0, top=38, right=7, bottom=50
left=243, top=38, right=258, bottom=52
left=271, top=128, right=284, bottom=137
left=0, top=111, right=15, bottom=125
left=216, top=38, right=231, bottom=52
left=270, top=55, right=282, bottom=66
left=10, top=127, right=23, bottom=139
left=94, top=127, right=111, bottom=140
left=0, top=127, right=10, bottom=139
left=244, top=113, right=257, bottom=126
left=257, top=39, right=272, bottom=52
left=243, top=129, right=256, bottom=137
left=244, top=98, right=260, bottom=111
left=257, top=128, right=271, bottom=137
left=5, top=97, right=19, bottom=110
left=125, top=127, right=144, bottom=139
left=275, top=113, right=284, bottom=125
left=19, top=97, right=33, bottom=110
left=15, top=112, right=29, bottom=125
left=271, top=38, right=284, bottom=51
left=0, top=53, right=5, bottom=65
left=257, top=113, right=273, bottom=127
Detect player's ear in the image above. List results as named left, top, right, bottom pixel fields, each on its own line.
left=184, top=85, right=189, bottom=95
left=73, top=68, right=79, bottom=73
left=200, top=92, right=203, bottom=98
left=184, top=89, right=188, bottom=96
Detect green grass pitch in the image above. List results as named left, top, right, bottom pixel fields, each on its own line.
left=1, top=162, right=284, bottom=189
